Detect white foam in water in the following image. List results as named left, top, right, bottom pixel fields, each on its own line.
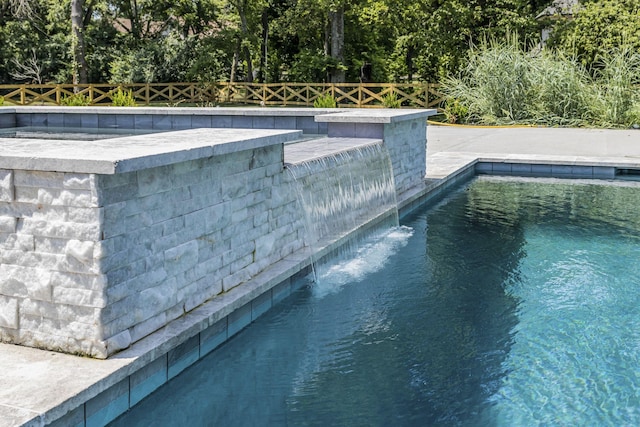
left=313, top=226, right=413, bottom=298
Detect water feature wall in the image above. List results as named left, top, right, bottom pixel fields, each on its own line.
left=0, top=107, right=435, bottom=360
left=316, top=110, right=428, bottom=197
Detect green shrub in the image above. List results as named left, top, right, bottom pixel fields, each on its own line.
left=442, top=39, right=536, bottom=124
left=381, top=92, right=401, bottom=108
left=624, top=104, right=640, bottom=128
left=111, top=88, right=137, bottom=107
left=441, top=38, right=640, bottom=127
left=60, top=93, right=91, bottom=106
left=443, top=98, right=469, bottom=123
left=527, top=50, right=597, bottom=126
left=593, top=46, right=640, bottom=126
left=313, top=93, right=337, bottom=108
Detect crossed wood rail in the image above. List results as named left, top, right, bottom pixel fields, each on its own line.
left=0, top=82, right=445, bottom=109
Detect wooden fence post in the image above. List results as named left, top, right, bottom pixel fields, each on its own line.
left=283, top=82, right=287, bottom=106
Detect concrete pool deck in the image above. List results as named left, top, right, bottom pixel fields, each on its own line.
left=2, top=124, right=640, bottom=427
left=427, top=125, right=640, bottom=178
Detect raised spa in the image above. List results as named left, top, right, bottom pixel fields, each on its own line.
left=0, top=106, right=435, bottom=426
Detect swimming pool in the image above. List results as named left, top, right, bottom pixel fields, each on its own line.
left=109, top=176, right=640, bottom=426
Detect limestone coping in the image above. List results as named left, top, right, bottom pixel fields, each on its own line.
left=314, top=108, right=437, bottom=124
left=0, top=106, right=346, bottom=117
left=0, top=107, right=437, bottom=121
left=0, top=128, right=301, bottom=174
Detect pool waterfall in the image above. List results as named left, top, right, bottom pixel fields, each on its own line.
left=286, top=142, right=400, bottom=283
left=0, top=106, right=434, bottom=427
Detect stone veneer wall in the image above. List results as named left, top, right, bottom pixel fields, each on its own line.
left=0, top=107, right=435, bottom=359
left=0, top=169, right=105, bottom=356
left=383, top=119, right=427, bottom=196
left=0, top=144, right=306, bottom=358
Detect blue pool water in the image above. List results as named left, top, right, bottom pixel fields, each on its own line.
left=110, top=176, right=640, bottom=426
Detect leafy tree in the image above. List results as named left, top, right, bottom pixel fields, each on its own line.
left=0, top=0, right=71, bottom=83
left=388, top=0, right=541, bottom=82
left=549, top=0, right=640, bottom=69
left=0, top=0, right=580, bottom=85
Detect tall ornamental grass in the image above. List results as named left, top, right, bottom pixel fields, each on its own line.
left=594, top=46, right=640, bottom=126
left=442, top=40, right=640, bottom=127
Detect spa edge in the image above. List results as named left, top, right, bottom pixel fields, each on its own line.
left=0, top=107, right=434, bottom=359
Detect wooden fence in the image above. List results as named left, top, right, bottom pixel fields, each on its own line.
left=0, top=82, right=445, bottom=109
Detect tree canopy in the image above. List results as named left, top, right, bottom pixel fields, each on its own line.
left=548, top=0, right=640, bottom=68
left=0, top=0, right=637, bottom=84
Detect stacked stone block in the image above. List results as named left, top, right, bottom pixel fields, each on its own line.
left=0, top=168, right=106, bottom=356
left=99, top=145, right=305, bottom=357
left=383, top=119, right=427, bottom=196
left=0, top=143, right=306, bottom=358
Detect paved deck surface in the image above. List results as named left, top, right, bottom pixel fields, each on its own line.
left=2, top=124, right=639, bottom=427
left=426, top=125, right=640, bottom=178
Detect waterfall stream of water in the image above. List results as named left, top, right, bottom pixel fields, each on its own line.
left=287, top=142, right=411, bottom=295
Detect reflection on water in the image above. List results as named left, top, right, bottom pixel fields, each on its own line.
left=110, top=176, right=640, bottom=427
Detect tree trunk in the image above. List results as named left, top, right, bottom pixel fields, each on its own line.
left=324, top=19, right=330, bottom=82
left=230, top=0, right=254, bottom=83
left=230, top=38, right=241, bottom=83
left=259, top=10, right=268, bottom=83
left=71, top=0, right=88, bottom=85
left=130, top=0, right=140, bottom=40
left=406, top=45, right=414, bottom=83
left=243, top=44, right=254, bottom=82
left=328, top=5, right=345, bottom=83
left=239, top=12, right=253, bottom=82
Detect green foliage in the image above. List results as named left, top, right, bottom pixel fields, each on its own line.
left=60, top=93, right=92, bottom=106
left=186, top=38, right=233, bottom=83
left=0, top=0, right=627, bottom=94
left=285, top=49, right=334, bottom=83
left=526, top=50, right=596, bottom=124
left=108, top=49, right=156, bottom=84
left=111, top=88, right=137, bottom=107
left=550, top=0, right=640, bottom=70
left=109, top=32, right=193, bottom=83
left=592, top=46, right=640, bottom=126
left=442, top=39, right=640, bottom=127
left=313, top=94, right=337, bottom=108
left=388, top=0, right=541, bottom=82
left=443, top=38, right=539, bottom=123
left=443, top=98, right=469, bottom=124
left=625, top=105, right=640, bottom=128
left=381, top=92, right=401, bottom=108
